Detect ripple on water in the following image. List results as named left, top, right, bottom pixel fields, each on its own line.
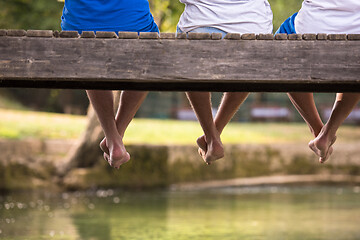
left=0, top=186, right=359, bottom=240
left=113, top=197, right=120, bottom=204
left=87, top=203, right=95, bottom=210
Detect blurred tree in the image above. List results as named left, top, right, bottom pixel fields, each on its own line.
left=0, top=0, right=63, bottom=30
left=149, top=0, right=184, bottom=32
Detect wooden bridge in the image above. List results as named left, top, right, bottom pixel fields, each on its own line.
left=0, top=29, right=359, bottom=92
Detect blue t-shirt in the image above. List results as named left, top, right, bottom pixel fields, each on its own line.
left=61, top=0, right=159, bottom=33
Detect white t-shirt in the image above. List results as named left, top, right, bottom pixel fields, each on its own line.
left=177, top=0, right=273, bottom=34
left=295, top=0, right=360, bottom=34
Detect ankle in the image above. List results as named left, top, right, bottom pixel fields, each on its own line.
left=311, top=124, right=324, bottom=137
left=319, top=124, right=336, bottom=140
left=205, top=133, right=221, bottom=144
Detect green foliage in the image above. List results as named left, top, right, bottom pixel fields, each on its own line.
left=149, top=0, right=184, bottom=32
left=0, top=0, right=63, bottom=30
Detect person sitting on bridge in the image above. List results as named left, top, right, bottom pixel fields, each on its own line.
left=61, top=0, right=159, bottom=168
left=276, top=0, right=360, bottom=163
left=177, top=0, right=273, bottom=164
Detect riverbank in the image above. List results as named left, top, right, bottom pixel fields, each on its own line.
left=1, top=108, right=360, bottom=192
left=1, top=138, right=359, bottom=192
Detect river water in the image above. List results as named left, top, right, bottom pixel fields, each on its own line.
left=1, top=186, right=360, bottom=240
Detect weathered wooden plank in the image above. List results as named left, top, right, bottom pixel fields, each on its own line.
left=96, top=31, right=117, bottom=38
left=118, top=32, right=138, bottom=39
left=188, top=32, right=211, bottom=40
left=224, top=33, right=241, bottom=40
left=176, top=33, right=186, bottom=39
left=160, top=33, right=176, bottom=39
left=348, top=34, right=360, bottom=41
left=257, top=34, right=273, bottom=40
left=26, top=30, right=53, bottom=38
left=303, top=34, right=317, bottom=41
left=7, top=29, right=26, bottom=37
left=0, top=37, right=359, bottom=92
left=139, top=32, right=159, bottom=39
left=328, top=34, right=347, bottom=41
left=288, top=34, right=302, bottom=40
left=81, top=31, right=96, bottom=38
left=241, top=34, right=256, bottom=40
left=275, top=34, right=287, bottom=40
left=0, top=30, right=7, bottom=36
left=60, top=31, right=79, bottom=38
left=317, top=34, right=327, bottom=40
left=211, top=33, right=222, bottom=40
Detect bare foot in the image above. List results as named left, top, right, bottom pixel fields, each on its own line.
left=100, top=138, right=109, bottom=155
left=319, top=146, right=333, bottom=164
left=308, top=135, right=337, bottom=164
left=104, top=152, right=110, bottom=163
left=308, top=140, right=321, bottom=157
left=196, top=135, right=207, bottom=159
left=196, top=135, right=224, bottom=164
left=101, top=139, right=130, bottom=169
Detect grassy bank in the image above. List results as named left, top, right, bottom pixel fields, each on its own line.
left=0, top=109, right=86, bottom=139
left=1, top=108, right=360, bottom=144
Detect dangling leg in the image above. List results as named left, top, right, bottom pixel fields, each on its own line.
left=197, top=92, right=249, bottom=156
left=287, top=93, right=324, bottom=137
left=87, top=90, right=130, bottom=169
left=312, top=93, right=360, bottom=163
left=186, top=91, right=224, bottom=164
left=286, top=92, right=335, bottom=158
left=100, top=90, right=148, bottom=156
left=214, top=92, right=250, bottom=134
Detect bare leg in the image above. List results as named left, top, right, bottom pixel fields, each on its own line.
left=197, top=92, right=249, bottom=154
left=287, top=93, right=324, bottom=137
left=312, top=93, right=360, bottom=163
left=286, top=92, right=337, bottom=159
left=186, top=91, right=224, bottom=164
left=214, top=92, right=250, bottom=133
left=100, top=90, right=148, bottom=154
left=86, top=90, right=130, bottom=169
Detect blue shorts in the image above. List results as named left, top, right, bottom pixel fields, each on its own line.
left=176, top=26, right=227, bottom=39
left=275, top=12, right=298, bottom=35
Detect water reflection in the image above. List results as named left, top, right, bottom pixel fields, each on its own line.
left=0, top=186, right=360, bottom=240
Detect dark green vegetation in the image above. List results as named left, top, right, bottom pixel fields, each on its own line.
left=0, top=0, right=63, bottom=30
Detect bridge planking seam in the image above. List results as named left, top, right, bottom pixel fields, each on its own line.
left=0, top=30, right=360, bottom=41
